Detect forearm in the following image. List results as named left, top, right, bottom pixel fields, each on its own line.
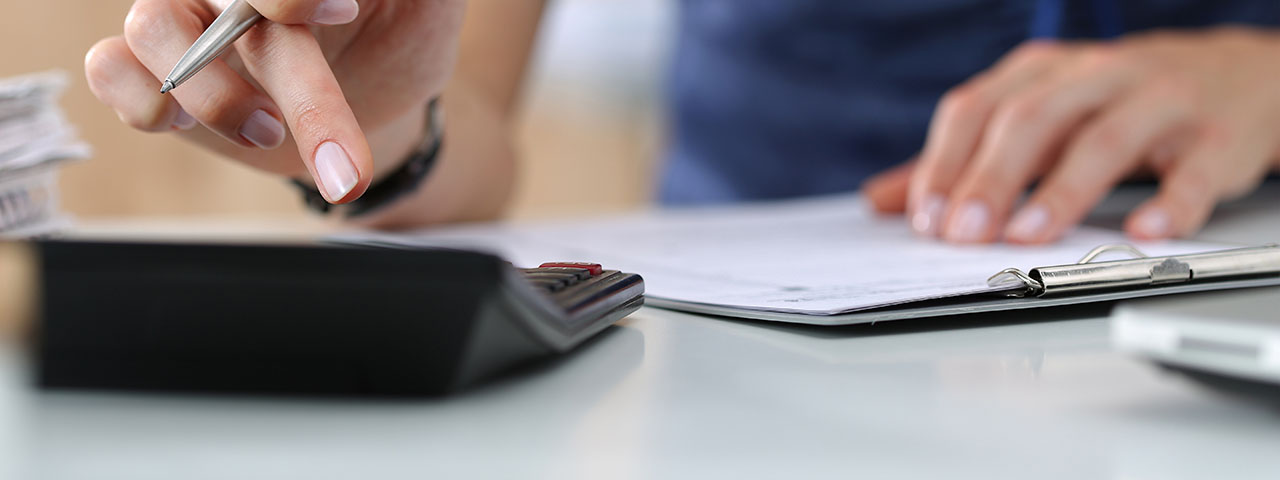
left=340, top=0, right=547, bottom=229
left=351, top=79, right=518, bottom=230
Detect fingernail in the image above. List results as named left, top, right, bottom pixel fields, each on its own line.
left=1007, top=204, right=1049, bottom=242
left=172, top=107, right=197, bottom=130
left=946, top=200, right=991, bottom=243
left=310, top=0, right=360, bottom=25
left=240, top=110, right=285, bottom=149
left=314, top=141, right=359, bottom=203
left=1135, top=208, right=1172, bottom=238
left=911, top=194, right=946, bottom=235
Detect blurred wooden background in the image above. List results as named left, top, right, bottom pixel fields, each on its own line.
left=0, top=0, right=669, bottom=221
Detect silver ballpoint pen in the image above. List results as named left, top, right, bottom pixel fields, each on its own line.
left=160, top=0, right=263, bottom=94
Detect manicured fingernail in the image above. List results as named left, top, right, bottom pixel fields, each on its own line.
left=911, top=194, right=946, bottom=235
left=946, top=200, right=990, bottom=243
left=172, top=107, right=197, bottom=130
left=314, top=141, right=359, bottom=203
left=310, top=0, right=359, bottom=25
left=1007, top=204, right=1049, bottom=242
left=1135, top=208, right=1172, bottom=238
left=240, top=110, right=285, bottom=149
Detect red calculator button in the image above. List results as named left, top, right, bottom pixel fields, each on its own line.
left=540, top=262, right=603, bottom=275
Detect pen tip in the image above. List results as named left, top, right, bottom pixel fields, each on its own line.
left=160, top=80, right=174, bottom=94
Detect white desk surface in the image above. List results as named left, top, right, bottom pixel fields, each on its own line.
left=3, top=185, right=1280, bottom=480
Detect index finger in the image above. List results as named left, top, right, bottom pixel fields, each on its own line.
left=245, top=0, right=359, bottom=25
left=236, top=21, right=374, bottom=204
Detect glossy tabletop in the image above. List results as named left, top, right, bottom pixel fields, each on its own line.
left=2, top=186, right=1279, bottom=480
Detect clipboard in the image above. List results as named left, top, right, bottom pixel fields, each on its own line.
left=651, top=243, right=1280, bottom=325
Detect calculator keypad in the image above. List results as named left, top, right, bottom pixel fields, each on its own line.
left=520, top=264, right=601, bottom=293
left=518, top=262, right=644, bottom=321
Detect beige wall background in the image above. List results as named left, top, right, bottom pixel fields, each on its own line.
left=0, top=0, right=669, bottom=220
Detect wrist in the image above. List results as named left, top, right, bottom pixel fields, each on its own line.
left=367, top=99, right=433, bottom=183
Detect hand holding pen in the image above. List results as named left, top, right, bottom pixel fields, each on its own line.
left=85, top=0, right=465, bottom=204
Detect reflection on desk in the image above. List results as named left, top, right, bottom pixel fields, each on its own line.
left=10, top=308, right=1274, bottom=479
left=11, top=325, right=645, bottom=479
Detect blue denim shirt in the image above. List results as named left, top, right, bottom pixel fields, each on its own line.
left=660, top=0, right=1280, bottom=204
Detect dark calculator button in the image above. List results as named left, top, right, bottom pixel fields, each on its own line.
left=528, top=278, right=567, bottom=292
left=539, top=262, right=603, bottom=276
left=519, top=267, right=586, bottom=279
left=524, top=272, right=580, bottom=287
left=524, top=267, right=591, bottom=281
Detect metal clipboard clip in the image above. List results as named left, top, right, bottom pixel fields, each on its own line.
left=987, top=243, right=1280, bottom=298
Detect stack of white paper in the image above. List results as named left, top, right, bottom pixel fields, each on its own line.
left=0, top=72, right=90, bottom=238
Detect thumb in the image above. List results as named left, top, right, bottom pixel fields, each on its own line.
left=245, top=0, right=359, bottom=26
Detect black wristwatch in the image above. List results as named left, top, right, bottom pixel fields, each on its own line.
left=293, top=97, right=443, bottom=217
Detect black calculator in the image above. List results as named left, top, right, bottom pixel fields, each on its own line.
left=34, top=240, right=644, bottom=396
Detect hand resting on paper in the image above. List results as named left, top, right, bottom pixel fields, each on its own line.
left=864, top=28, right=1280, bottom=245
